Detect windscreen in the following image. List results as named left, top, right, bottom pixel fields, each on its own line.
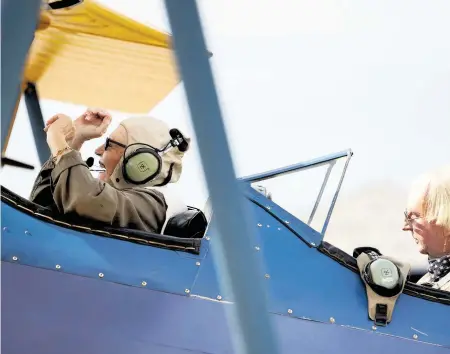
left=248, top=151, right=351, bottom=236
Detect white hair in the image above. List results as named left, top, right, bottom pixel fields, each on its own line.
left=412, top=166, right=450, bottom=229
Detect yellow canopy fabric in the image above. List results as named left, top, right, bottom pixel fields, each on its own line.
left=25, top=0, right=179, bottom=113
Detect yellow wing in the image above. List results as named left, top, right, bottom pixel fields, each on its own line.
left=25, top=0, right=179, bottom=113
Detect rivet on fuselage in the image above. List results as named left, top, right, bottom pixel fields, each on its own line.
left=255, top=246, right=260, bottom=251
left=329, top=317, right=335, bottom=324
left=311, top=242, right=316, bottom=247
left=265, top=274, right=270, bottom=279
left=98, top=273, right=104, bottom=278
left=2, top=227, right=8, bottom=232
left=217, top=295, right=222, bottom=300
left=12, top=256, right=18, bottom=261
left=55, top=264, right=61, bottom=269
left=372, top=326, right=377, bottom=330
left=141, top=281, right=147, bottom=286
left=288, top=309, right=293, bottom=314
left=185, top=289, right=190, bottom=294
left=257, top=223, right=262, bottom=227
left=25, top=230, right=31, bottom=236
left=196, top=261, right=201, bottom=266
left=413, top=334, right=418, bottom=340
left=205, top=236, right=211, bottom=241
left=285, top=221, right=290, bottom=224
left=266, top=206, right=271, bottom=210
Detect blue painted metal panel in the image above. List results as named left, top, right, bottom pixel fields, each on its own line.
left=2, top=262, right=448, bottom=354
left=2, top=186, right=450, bottom=348
left=192, top=192, right=450, bottom=347
left=1, top=203, right=203, bottom=294
left=2, top=190, right=450, bottom=347
left=259, top=216, right=449, bottom=346
left=191, top=212, right=271, bottom=302
left=244, top=184, right=323, bottom=246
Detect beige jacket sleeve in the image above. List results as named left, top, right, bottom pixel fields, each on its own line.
left=50, top=150, right=167, bottom=233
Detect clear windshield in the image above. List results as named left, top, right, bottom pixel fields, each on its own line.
left=245, top=150, right=352, bottom=236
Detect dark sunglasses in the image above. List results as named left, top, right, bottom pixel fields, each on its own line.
left=105, top=137, right=177, bottom=155
left=105, top=137, right=126, bottom=150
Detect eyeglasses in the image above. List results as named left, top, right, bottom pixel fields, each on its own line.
left=105, top=137, right=126, bottom=150
left=404, top=210, right=422, bottom=224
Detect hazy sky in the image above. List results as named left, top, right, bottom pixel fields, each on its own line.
left=2, top=0, right=450, bottom=265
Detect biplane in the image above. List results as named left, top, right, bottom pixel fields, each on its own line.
left=1, top=1, right=449, bottom=354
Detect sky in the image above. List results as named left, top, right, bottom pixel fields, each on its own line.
left=2, top=0, right=450, bottom=266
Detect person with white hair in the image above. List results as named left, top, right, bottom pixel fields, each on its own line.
left=30, top=108, right=189, bottom=234
left=403, top=166, right=450, bottom=291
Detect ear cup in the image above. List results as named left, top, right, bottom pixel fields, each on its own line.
left=362, top=259, right=403, bottom=297
left=122, top=148, right=161, bottom=184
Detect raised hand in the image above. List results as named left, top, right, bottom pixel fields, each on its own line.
left=44, top=114, right=75, bottom=156
left=70, top=108, right=112, bottom=150
left=44, top=113, right=74, bottom=139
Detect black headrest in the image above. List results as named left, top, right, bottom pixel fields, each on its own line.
left=164, top=207, right=207, bottom=239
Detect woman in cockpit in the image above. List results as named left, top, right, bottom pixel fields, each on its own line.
left=30, top=109, right=189, bottom=234
left=403, top=166, right=450, bottom=291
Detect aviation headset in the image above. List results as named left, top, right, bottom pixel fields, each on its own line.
left=353, top=247, right=410, bottom=326
left=121, top=128, right=189, bottom=186
left=361, top=253, right=404, bottom=297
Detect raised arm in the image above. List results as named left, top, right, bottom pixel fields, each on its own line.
left=42, top=111, right=167, bottom=233
left=29, top=110, right=92, bottom=208
left=51, top=150, right=167, bottom=232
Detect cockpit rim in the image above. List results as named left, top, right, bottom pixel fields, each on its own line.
left=318, top=241, right=450, bottom=305
left=0, top=185, right=202, bottom=255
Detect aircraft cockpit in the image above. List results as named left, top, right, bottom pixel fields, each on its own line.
left=242, top=150, right=450, bottom=307
left=1, top=1, right=449, bottom=353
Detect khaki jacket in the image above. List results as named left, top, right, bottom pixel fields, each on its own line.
left=29, top=150, right=167, bottom=233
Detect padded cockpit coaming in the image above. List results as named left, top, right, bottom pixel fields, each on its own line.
left=1, top=186, right=202, bottom=254
left=318, top=241, right=450, bottom=305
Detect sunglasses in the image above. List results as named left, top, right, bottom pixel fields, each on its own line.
left=104, top=137, right=127, bottom=150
